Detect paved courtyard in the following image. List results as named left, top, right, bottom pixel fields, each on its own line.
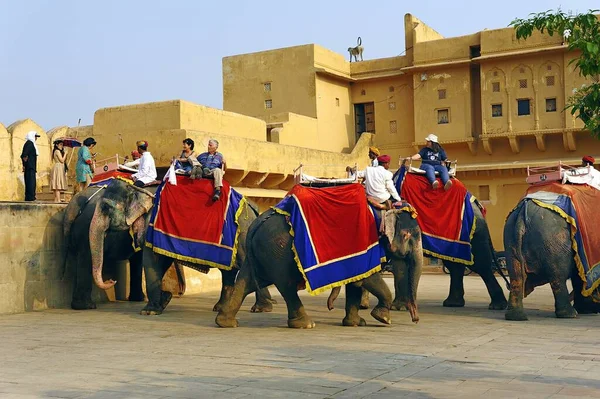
left=0, top=274, right=598, bottom=399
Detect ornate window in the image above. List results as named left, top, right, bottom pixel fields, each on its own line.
left=492, top=82, right=500, bottom=92
left=264, top=82, right=271, bottom=92
left=265, top=99, right=272, bottom=109
left=438, top=89, right=446, bottom=100
left=546, top=76, right=555, bottom=86
left=437, top=109, right=449, bottom=124
left=389, top=120, right=397, bottom=134
left=388, top=101, right=396, bottom=110
left=492, top=104, right=503, bottom=117
left=519, top=79, right=528, bottom=89
left=546, top=98, right=557, bottom=112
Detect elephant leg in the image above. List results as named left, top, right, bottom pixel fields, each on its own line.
left=128, top=250, right=145, bottom=302
left=216, top=263, right=256, bottom=328
left=505, top=253, right=528, bottom=321
left=391, top=259, right=410, bottom=311
left=251, top=286, right=275, bottom=313
left=359, top=288, right=370, bottom=309
left=276, top=280, right=314, bottom=329
left=140, top=251, right=173, bottom=316
left=362, top=273, right=392, bottom=325
left=343, top=283, right=367, bottom=326
left=213, top=269, right=237, bottom=312
left=443, top=262, right=466, bottom=307
left=71, top=249, right=96, bottom=310
left=471, top=238, right=508, bottom=310
left=552, top=280, right=577, bottom=319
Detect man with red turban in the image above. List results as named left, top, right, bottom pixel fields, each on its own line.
left=351, top=154, right=401, bottom=204
left=582, top=155, right=595, bottom=166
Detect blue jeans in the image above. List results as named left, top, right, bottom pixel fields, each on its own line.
left=421, top=163, right=449, bottom=185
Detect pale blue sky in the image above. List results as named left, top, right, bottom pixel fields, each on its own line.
left=1, top=0, right=597, bottom=129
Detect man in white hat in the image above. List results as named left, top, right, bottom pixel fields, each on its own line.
left=405, top=133, right=452, bottom=191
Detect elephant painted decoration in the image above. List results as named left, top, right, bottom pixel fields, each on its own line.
left=504, top=199, right=600, bottom=320
left=216, top=208, right=423, bottom=329
left=63, top=180, right=167, bottom=310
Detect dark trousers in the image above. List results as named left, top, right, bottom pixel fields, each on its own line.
left=24, top=169, right=36, bottom=201
left=133, top=180, right=145, bottom=188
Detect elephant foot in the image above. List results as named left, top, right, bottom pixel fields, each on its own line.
left=505, top=307, right=528, bottom=321
left=342, top=316, right=367, bottom=327
left=215, top=312, right=239, bottom=328
left=288, top=316, right=316, bottom=329
left=391, top=299, right=408, bottom=311
left=71, top=300, right=97, bottom=310
left=128, top=292, right=145, bottom=302
left=556, top=307, right=578, bottom=319
left=250, top=301, right=273, bottom=313
left=443, top=297, right=465, bottom=307
left=370, top=306, right=392, bottom=325
left=488, top=298, right=508, bottom=310
left=140, top=304, right=162, bottom=316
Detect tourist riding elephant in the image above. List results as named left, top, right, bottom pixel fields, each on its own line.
left=63, top=180, right=164, bottom=309
left=139, top=199, right=275, bottom=316
left=437, top=202, right=508, bottom=310
left=504, top=200, right=600, bottom=320
left=216, top=208, right=422, bottom=329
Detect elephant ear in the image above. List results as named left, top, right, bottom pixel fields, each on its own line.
left=383, top=209, right=399, bottom=244
left=125, top=189, right=155, bottom=226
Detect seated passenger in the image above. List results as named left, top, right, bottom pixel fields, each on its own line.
left=582, top=155, right=596, bottom=168
left=131, top=140, right=157, bottom=188
left=354, top=155, right=401, bottom=205
left=369, top=146, right=380, bottom=167
left=198, top=139, right=227, bottom=201
left=406, top=133, right=452, bottom=191
left=175, top=138, right=201, bottom=174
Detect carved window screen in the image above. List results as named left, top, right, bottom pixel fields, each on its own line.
left=519, top=79, right=528, bottom=89
left=492, top=82, right=500, bottom=92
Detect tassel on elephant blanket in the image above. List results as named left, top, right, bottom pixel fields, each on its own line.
left=146, top=176, right=246, bottom=270
left=521, top=183, right=600, bottom=300
left=395, top=165, right=476, bottom=265
left=273, top=183, right=384, bottom=295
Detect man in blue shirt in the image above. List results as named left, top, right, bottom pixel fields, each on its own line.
left=198, top=139, right=226, bottom=201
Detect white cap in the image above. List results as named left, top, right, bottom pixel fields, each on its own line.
left=425, top=133, right=438, bottom=143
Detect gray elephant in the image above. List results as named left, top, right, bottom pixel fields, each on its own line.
left=504, top=199, right=600, bottom=321
left=63, top=180, right=159, bottom=309
left=438, top=202, right=508, bottom=310
left=216, top=208, right=422, bottom=329
left=139, top=199, right=275, bottom=316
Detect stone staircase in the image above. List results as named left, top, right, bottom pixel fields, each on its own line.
left=38, top=184, right=75, bottom=203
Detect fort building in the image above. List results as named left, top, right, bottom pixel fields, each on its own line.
left=1, top=13, right=598, bottom=313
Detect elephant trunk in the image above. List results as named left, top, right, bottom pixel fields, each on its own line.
left=89, top=202, right=117, bottom=290
left=407, top=241, right=423, bottom=323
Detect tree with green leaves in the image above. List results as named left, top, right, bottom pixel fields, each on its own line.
left=510, top=9, right=600, bottom=137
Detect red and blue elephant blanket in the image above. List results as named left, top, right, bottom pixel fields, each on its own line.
left=146, top=176, right=246, bottom=270
left=273, top=184, right=385, bottom=295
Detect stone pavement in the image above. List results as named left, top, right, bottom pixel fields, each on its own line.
left=0, top=275, right=598, bottom=399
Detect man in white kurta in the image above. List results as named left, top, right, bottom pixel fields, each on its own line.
left=356, top=155, right=401, bottom=203
left=132, top=140, right=157, bottom=187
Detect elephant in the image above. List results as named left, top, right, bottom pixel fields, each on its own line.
left=63, top=180, right=162, bottom=309
left=504, top=200, right=600, bottom=321
left=215, top=208, right=423, bottom=329
left=139, top=198, right=275, bottom=316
